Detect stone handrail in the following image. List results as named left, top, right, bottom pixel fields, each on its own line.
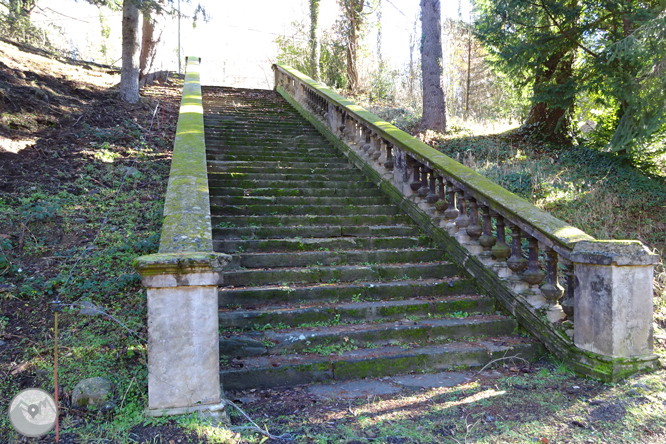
left=134, top=57, right=229, bottom=420
left=273, top=63, right=659, bottom=380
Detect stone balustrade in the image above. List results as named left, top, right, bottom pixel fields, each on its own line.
left=272, top=63, right=660, bottom=380
left=134, top=57, right=230, bottom=419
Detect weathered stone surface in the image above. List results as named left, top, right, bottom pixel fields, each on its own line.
left=308, top=380, right=399, bottom=399
left=72, top=377, right=113, bottom=408
left=219, top=337, right=267, bottom=357
left=392, top=371, right=467, bottom=388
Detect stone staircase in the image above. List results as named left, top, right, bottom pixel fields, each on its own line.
left=202, top=86, right=541, bottom=390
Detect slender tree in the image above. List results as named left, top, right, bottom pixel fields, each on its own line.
left=338, top=0, right=366, bottom=91
left=140, top=0, right=166, bottom=81
left=420, top=0, right=447, bottom=132
left=309, top=0, right=320, bottom=80
left=120, top=0, right=141, bottom=103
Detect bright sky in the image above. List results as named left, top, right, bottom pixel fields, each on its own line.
left=35, top=0, right=472, bottom=88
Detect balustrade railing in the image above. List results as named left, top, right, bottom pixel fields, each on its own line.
left=273, top=63, right=659, bottom=380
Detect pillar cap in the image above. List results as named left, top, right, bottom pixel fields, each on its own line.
left=570, top=240, right=659, bottom=266
left=134, top=252, right=230, bottom=277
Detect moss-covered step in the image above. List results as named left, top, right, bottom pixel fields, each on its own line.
left=221, top=315, right=517, bottom=357
left=207, top=171, right=370, bottom=182
left=211, top=214, right=412, bottom=227
left=211, top=187, right=388, bottom=198
left=211, top=204, right=400, bottom=216
left=218, top=295, right=495, bottom=330
left=208, top=179, right=377, bottom=190
left=207, top=165, right=359, bottom=175
left=214, top=235, right=424, bottom=254
left=210, top=196, right=391, bottom=207
left=218, top=277, right=477, bottom=305
left=227, top=248, right=446, bottom=269
left=219, top=339, right=543, bottom=389
left=206, top=153, right=346, bottom=162
left=222, top=262, right=459, bottom=287
left=213, top=224, right=418, bottom=240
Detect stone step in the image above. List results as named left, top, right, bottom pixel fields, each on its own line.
left=208, top=160, right=358, bottom=174
left=225, top=248, right=446, bottom=269
left=207, top=153, right=346, bottom=163
left=210, top=187, right=386, bottom=198
left=206, top=146, right=337, bottom=155
left=210, top=195, right=391, bottom=207
left=214, top=235, right=424, bottom=253
left=219, top=339, right=543, bottom=389
left=208, top=179, right=377, bottom=190
left=218, top=277, right=476, bottom=305
left=213, top=224, right=418, bottom=240
left=219, top=295, right=495, bottom=330
left=210, top=204, right=400, bottom=216
left=204, top=134, right=326, bottom=144
left=222, top=262, right=459, bottom=287
left=220, top=315, right=517, bottom=357
left=207, top=171, right=370, bottom=182
left=211, top=214, right=412, bottom=227
left=203, top=125, right=322, bottom=135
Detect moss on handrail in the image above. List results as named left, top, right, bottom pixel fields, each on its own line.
left=273, top=63, right=594, bottom=250
left=158, top=56, right=214, bottom=254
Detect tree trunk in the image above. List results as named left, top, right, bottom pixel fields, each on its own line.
left=342, top=0, right=364, bottom=92
left=140, top=8, right=164, bottom=82
left=524, top=50, right=574, bottom=141
left=120, top=0, right=141, bottom=104
left=420, top=0, right=447, bottom=132
left=309, top=0, right=320, bottom=80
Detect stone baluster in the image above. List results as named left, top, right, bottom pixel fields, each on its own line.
left=541, top=248, right=566, bottom=322
left=434, top=176, right=447, bottom=214
left=353, top=120, right=364, bottom=147
left=491, top=215, right=512, bottom=278
left=384, top=143, right=394, bottom=170
left=453, top=189, right=470, bottom=244
left=409, top=159, right=423, bottom=195
left=416, top=166, right=429, bottom=198
left=521, top=236, right=546, bottom=308
left=442, top=180, right=459, bottom=234
left=464, top=197, right=483, bottom=255
left=426, top=170, right=438, bottom=204
left=477, top=206, right=496, bottom=266
left=560, top=259, right=574, bottom=319
left=371, top=134, right=381, bottom=161
left=506, top=223, right=529, bottom=292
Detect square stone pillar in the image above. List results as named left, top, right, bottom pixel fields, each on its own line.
left=571, top=241, right=659, bottom=358
left=134, top=253, right=229, bottom=418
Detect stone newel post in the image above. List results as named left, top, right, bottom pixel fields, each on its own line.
left=571, top=241, right=658, bottom=360
left=135, top=253, right=228, bottom=417
left=134, top=57, right=230, bottom=418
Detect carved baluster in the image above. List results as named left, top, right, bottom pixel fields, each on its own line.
left=435, top=176, right=446, bottom=213
left=491, top=216, right=512, bottom=278
left=371, top=134, right=381, bottom=161
left=521, top=236, right=546, bottom=308
left=443, top=180, right=459, bottom=234
left=453, top=189, right=470, bottom=243
left=354, top=121, right=364, bottom=146
left=560, top=259, right=574, bottom=319
left=417, top=166, right=429, bottom=198
left=506, top=223, right=529, bottom=292
left=478, top=206, right=496, bottom=266
left=384, top=143, right=394, bottom=170
left=464, top=197, right=483, bottom=255
left=541, top=248, right=566, bottom=322
left=426, top=170, right=438, bottom=204
left=409, top=159, right=423, bottom=194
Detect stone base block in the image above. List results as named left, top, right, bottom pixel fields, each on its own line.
left=145, top=400, right=230, bottom=425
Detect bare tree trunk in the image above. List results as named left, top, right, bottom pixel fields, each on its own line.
left=464, top=25, right=472, bottom=120
left=341, top=0, right=364, bottom=92
left=524, top=50, right=574, bottom=141
left=309, top=0, right=320, bottom=80
left=420, top=0, right=447, bottom=132
left=140, top=8, right=164, bottom=82
left=120, top=0, right=141, bottom=103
